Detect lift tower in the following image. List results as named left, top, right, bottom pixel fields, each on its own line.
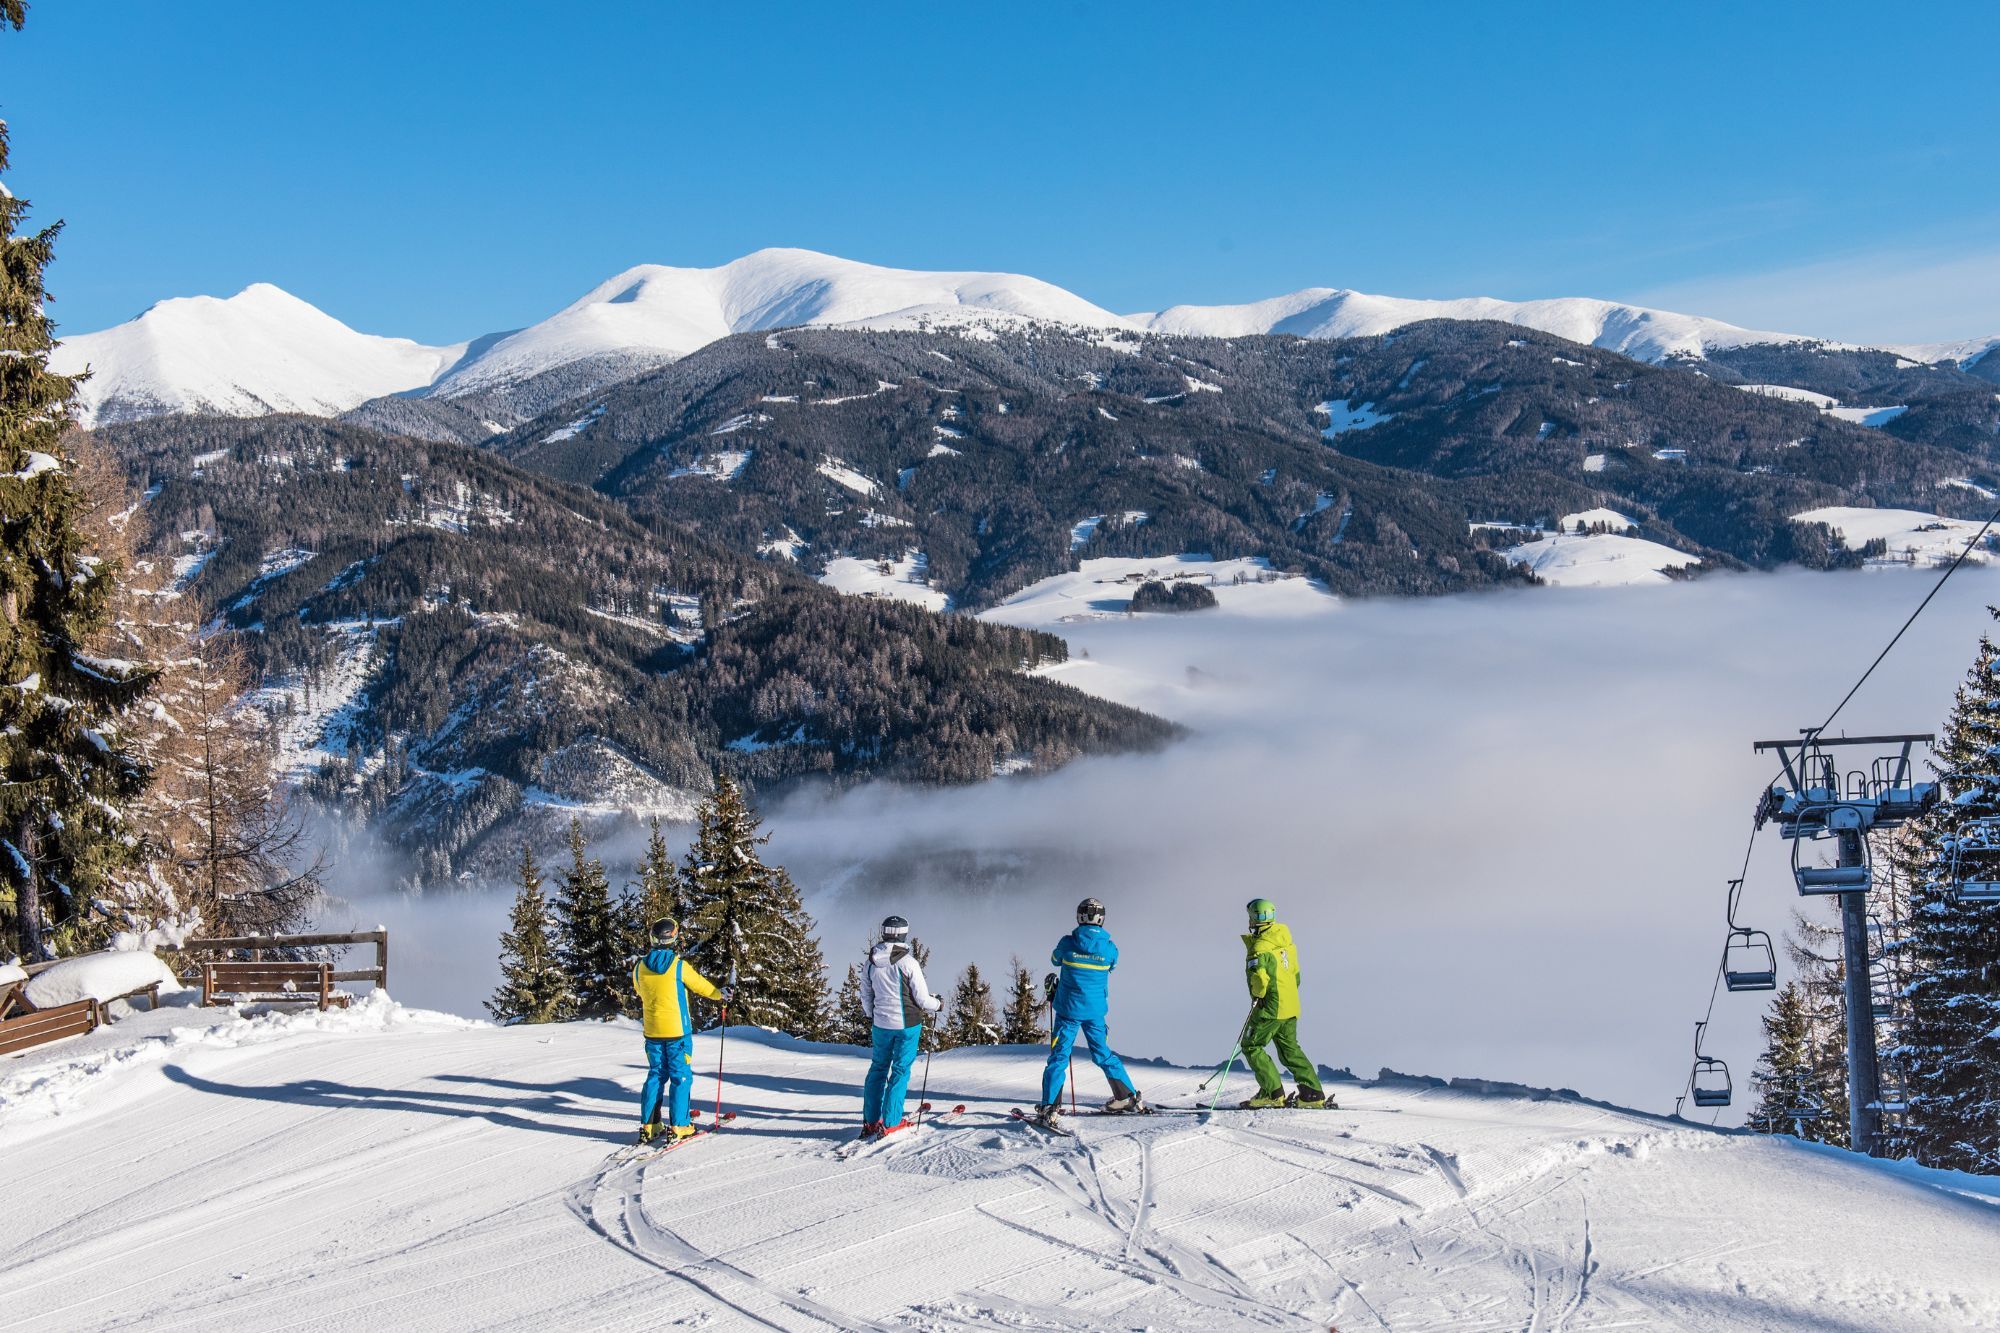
left=1753, top=732, right=1936, bottom=1156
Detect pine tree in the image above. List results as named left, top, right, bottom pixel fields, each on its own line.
left=1783, top=905, right=1852, bottom=1148
left=1001, top=956, right=1047, bottom=1044
left=0, top=8, right=157, bottom=957
left=623, top=816, right=685, bottom=959
left=679, top=774, right=828, bottom=1038
left=1894, top=625, right=2000, bottom=1172
left=829, top=962, right=870, bottom=1045
left=553, top=819, right=626, bottom=1020
left=1748, top=983, right=1822, bottom=1135
left=488, top=843, right=572, bottom=1024
left=940, top=962, right=1000, bottom=1050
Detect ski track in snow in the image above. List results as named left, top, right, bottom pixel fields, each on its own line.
left=2, top=1014, right=1996, bottom=1330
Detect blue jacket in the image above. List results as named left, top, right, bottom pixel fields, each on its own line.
left=1051, top=924, right=1118, bottom=1021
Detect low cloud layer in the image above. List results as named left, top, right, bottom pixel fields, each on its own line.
left=770, top=568, right=2000, bottom=1117
left=342, top=567, right=2000, bottom=1120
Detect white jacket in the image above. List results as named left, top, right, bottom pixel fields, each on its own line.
left=863, top=941, right=943, bottom=1030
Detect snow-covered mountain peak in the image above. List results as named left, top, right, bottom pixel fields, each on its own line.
left=51, top=282, right=463, bottom=427
left=1140, top=287, right=1803, bottom=361
left=426, top=248, right=1130, bottom=397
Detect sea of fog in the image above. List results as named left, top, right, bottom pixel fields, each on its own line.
left=327, top=566, right=2000, bottom=1121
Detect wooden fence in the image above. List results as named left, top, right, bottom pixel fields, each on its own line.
left=178, top=930, right=389, bottom=993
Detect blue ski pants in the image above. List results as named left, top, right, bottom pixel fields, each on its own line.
left=640, top=1035, right=694, bottom=1128
left=1041, top=1017, right=1133, bottom=1105
left=862, top=1023, right=923, bottom=1126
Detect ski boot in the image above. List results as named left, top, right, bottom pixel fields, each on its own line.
left=1288, top=1087, right=1335, bottom=1109
left=1035, top=1102, right=1066, bottom=1132
left=1238, top=1089, right=1288, bottom=1109
left=1104, top=1080, right=1148, bottom=1114
left=668, top=1122, right=699, bottom=1142
left=637, top=1122, right=659, bottom=1145
left=858, top=1119, right=886, bottom=1141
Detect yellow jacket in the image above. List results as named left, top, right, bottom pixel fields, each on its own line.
left=1243, top=923, right=1303, bottom=1021
left=632, top=949, right=721, bottom=1039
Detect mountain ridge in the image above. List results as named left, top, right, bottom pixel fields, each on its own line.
left=52, top=247, right=2000, bottom=429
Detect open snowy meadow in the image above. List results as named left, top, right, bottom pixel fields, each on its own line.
left=3, top=1000, right=1996, bottom=1330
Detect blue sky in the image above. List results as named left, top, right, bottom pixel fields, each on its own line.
left=4, top=2, right=1996, bottom=345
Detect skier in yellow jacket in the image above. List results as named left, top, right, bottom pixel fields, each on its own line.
left=631, top=917, right=730, bottom=1143
left=1239, top=898, right=1332, bottom=1109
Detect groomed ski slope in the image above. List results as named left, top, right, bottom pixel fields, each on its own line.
left=3, top=1000, right=1996, bottom=1331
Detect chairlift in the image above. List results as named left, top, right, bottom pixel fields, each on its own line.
left=1688, top=1020, right=1732, bottom=1108
left=1723, top=927, right=1778, bottom=992
left=1692, top=1056, right=1732, bottom=1108
left=1948, top=816, right=2000, bottom=903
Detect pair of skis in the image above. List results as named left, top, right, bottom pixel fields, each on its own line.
left=1007, top=1103, right=1154, bottom=1136
left=609, top=1106, right=737, bottom=1167
left=838, top=1102, right=965, bottom=1155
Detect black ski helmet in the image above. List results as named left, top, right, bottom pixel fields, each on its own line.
left=880, top=915, right=910, bottom=943
left=1076, top=897, right=1106, bottom=926
left=650, top=917, right=679, bottom=945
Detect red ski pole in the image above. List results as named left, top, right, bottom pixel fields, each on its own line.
left=713, top=964, right=736, bottom=1125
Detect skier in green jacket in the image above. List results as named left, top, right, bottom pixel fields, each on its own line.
left=1239, top=898, right=1333, bottom=1109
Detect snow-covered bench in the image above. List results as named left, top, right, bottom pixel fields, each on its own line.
left=201, top=960, right=347, bottom=1011
left=0, top=997, right=99, bottom=1057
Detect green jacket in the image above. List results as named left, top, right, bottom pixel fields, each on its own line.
left=1243, top=922, right=1302, bottom=1020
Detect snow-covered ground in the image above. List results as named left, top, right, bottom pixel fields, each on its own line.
left=818, top=550, right=951, bottom=611
left=982, top=556, right=1334, bottom=627
left=1794, top=506, right=1994, bottom=567
left=3, top=1007, right=1993, bottom=1330
left=1316, top=398, right=1395, bottom=438
left=1501, top=532, right=1701, bottom=586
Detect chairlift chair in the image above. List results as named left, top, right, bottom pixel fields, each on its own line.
left=1792, top=833, right=1871, bottom=895
left=1949, top=817, right=2000, bottom=903
left=1692, top=1056, right=1732, bottom=1108
left=1722, top=927, right=1778, bottom=992
left=1780, top=1095, right=1825, bottom=1122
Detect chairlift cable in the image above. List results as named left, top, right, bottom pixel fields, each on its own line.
left=1811, top=497, right=2000, bottom=741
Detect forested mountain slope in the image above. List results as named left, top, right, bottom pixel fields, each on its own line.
left=93, top=416, right=1173, bottom=882
left=479, top=321, right=1996, bottom=606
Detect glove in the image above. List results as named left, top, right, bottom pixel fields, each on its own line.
left=718, top=986, right=735, bottom=1005
left=1042, top=972, right=1058, bottom=1000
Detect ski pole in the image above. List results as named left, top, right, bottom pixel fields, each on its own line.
left=714, top=963, right=736, bottom=1124
left=1198, top=1014, right=1256, bottom=1092
left=1196, top=1045, right=1244, bottom=1093
left=914, top=1020, right=934, bottom=1128
left=1203, top=1011, right=1257, bottom=1111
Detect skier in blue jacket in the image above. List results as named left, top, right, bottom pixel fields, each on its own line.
left=1037, top=898, right=1145, bottom=1128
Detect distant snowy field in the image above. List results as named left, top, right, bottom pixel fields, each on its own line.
left=984, top=555, right=1333, bottom=626
left=3, top=1005, right=1994, bottom=1330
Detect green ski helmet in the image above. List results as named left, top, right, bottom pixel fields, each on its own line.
left=1246, top=898, right=1276, bottom=926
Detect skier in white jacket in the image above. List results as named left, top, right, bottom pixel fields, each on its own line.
left=859, top=915, right=944, bottom=1137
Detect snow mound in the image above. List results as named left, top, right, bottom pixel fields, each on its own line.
left=985, top=555, right=1334, bottom=627
left=50, top=284, right=463, bottom=427
left=1503, top=533, right=1700, bottom=586
left=21, top=950, right=180, bottom=1010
